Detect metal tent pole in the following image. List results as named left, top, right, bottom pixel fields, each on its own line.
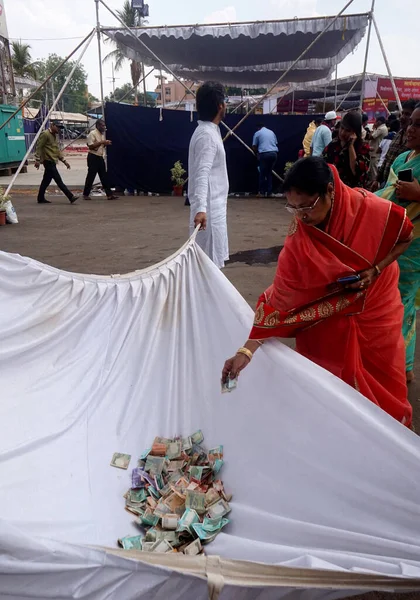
left=116, top=67, right=154, bottom=104
left=335, top=76, right=360, bottom=111
left=334, top=64, right=338, bottom=110
left=359, top=0, right=375, bottom=109
left=142, top=62, right=147, bottom=106
left=4, top=31, right=96, bottom=198
left=97, top=0, right=283, bottom=180
left=95, top=0, right=106, bottom=119
left=323, top=86, right=327, bottom=112
left=366, top=74, right=390, bottom=115
left=372, top=14, right=402, bottom=112
left=0, top=30, right=95, bottom=132
left=160, top=70, right=165, bottom=108
left=98, top=0, right=356, bottom=158
left=222, top=0, right=357, bottom=140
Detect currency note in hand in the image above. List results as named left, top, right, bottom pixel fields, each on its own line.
left=110, top=453, right=131, bottom=470
left=221, top=376, right=238, bottom=393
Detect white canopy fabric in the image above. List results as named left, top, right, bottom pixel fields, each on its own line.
left=102, top=14, right=369, bottom=85
left=1, top=235, right=420, bottom=599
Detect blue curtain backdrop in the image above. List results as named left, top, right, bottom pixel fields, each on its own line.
left=105, top=103, right=316, bottom=194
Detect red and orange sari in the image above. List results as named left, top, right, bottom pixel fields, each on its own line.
left=250, top=165, right=413, bottom=426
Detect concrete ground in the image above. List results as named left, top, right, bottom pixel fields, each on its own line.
left=1, top=193, right=419, bottom=600
left=0, top=154, right=89, bottom=188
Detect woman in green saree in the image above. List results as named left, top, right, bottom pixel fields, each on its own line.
left=376, top=103, right=420, bottom=382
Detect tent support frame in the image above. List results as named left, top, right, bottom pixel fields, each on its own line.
left=97, top=0, right=360, bottom=185
left=359, top=0, right=375, bottom=109
left=95, top=0, right=106, bottom=120
left=4, top=32, right=96, bottom=198
left=0, top=30, right=95, bottom=133
left=372, top=14, right=403, bottom=112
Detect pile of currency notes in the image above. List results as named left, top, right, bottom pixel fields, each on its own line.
left=115, top=431, right=231, bottom=555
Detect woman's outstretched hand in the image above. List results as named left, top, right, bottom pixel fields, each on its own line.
left=222, top=353, right=251, bottom=383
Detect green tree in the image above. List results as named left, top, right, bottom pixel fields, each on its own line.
left=104, top=0, right=148, bottom=104
left=34, top=54, right=89, bottom=114
left=105, top=82, right=155, bottom=106
left=11, top=41, right=39, bottom=79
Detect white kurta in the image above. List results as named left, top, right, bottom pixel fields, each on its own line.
left=188, top=121, right=229, bottom=269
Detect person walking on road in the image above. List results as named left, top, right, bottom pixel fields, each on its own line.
left=188, top=81, right=229, bottom=269
left=83, top=119, right=118, bottom=201
left=253, top=123, right=278, bottom=197
left=35, top=124, right=78, bottom=204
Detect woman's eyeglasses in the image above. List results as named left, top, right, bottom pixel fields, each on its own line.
left=285, top=195, right=321, bottom=215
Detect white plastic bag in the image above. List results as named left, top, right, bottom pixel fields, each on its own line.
left=4, top=200, right=18, bottom=224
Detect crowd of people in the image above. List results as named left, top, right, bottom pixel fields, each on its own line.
left=32, top=79, right=420, bottom=429
left=185, top=80, right=420, bottom=429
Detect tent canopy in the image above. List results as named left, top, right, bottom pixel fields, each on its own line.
left=102, top=13, right=369, bottom=86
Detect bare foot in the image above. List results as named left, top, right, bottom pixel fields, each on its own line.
left=406, top=370, right=415, bottom=384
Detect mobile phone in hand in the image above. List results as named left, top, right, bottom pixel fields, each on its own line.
left=336, top=274, right=360, bottom=285
left=398, top=169, right=413, bottom=182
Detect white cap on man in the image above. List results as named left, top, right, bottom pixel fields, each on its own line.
left=325, top=110, right=337, bottom=121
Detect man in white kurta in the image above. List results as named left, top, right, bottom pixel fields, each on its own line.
left=188, top=82, right=229, bottom=269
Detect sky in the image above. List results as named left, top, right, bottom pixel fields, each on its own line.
left=4, top=0, right=419, bottom=99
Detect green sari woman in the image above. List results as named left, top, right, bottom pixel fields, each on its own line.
left=376, top=149, right=420, bottom=379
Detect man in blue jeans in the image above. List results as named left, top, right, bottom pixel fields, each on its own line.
left=252, top=123, right=278, bottom=197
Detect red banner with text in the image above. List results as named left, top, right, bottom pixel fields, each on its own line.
left=377, top=78, right=420, bottom=101
left=362, top=98, right=388, bottom=122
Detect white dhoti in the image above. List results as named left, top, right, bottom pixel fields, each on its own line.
left=188, top=120, right=229, bottom=269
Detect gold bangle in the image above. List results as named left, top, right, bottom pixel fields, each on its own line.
left=237, top=347, right=253, bottom=361
left=374, top=265, right=381, bottom=276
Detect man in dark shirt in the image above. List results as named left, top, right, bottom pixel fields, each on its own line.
left=372, top=99, right=417, bottom=191
left=35, top=124, right=78, bottom=204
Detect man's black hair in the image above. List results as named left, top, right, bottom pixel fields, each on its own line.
left=389, top=119, right=400, bottom=133
left=196, top=81, right=225, bottom=121
left=402, top=99, right=418, bottom=112
left=376, top=115, right=386, bottom=124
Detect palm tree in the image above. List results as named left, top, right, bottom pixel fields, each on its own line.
left=11, top=41, right=39, bottom=79
left=103, top=0, right=147, bottom=104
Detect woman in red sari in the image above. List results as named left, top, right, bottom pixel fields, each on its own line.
left=222, top=157, right=414, bottom=426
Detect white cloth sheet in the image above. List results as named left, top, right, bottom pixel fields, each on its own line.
left=1, top=238, right=420, bottom=599
left=188, top=121, right=229, bottom=268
